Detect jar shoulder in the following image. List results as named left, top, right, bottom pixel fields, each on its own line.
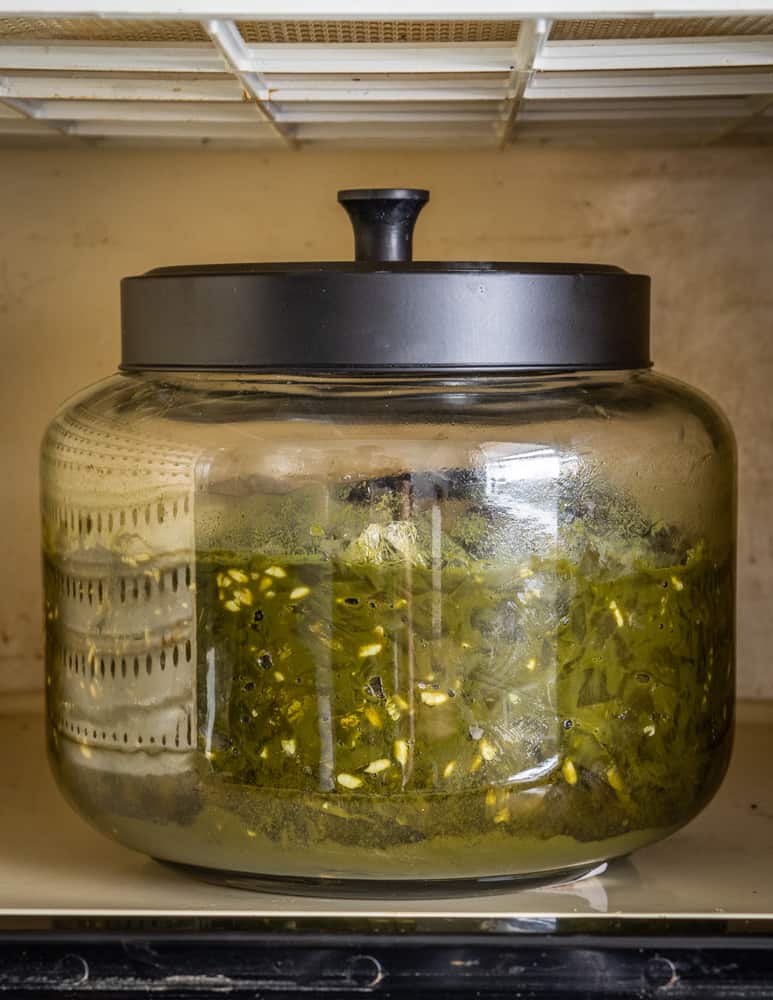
left=40, top=368, right=736, bottom=463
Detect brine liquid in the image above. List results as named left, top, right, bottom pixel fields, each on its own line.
left=44, top=463, right=734, bottom=881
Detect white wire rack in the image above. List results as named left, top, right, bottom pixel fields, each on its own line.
left=1, top=5, right=773, bottom=147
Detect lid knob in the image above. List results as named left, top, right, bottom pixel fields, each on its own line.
left=338, top=188, right=429, bottom=263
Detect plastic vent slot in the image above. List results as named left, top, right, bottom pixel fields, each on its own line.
left=550, top=17, right=773, bottom=41
left=237, top=20, right=521, bottom=44
left=0, top=17, right=209, bottom=42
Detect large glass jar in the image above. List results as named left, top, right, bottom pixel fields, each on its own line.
left=41, top=190, right=735, bottom=893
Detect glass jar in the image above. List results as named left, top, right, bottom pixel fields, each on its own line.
left=41, top=190, right=735, bottom=893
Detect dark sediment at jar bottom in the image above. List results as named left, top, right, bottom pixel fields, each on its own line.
left=51, top=748, right=699, bottom=887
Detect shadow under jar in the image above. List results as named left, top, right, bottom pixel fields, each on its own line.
left=41, top=189, right=735, bottom=895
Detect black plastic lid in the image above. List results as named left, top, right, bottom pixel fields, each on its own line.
left=120, top=188, right=650, bottom=373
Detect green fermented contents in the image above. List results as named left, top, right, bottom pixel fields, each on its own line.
left=195, top=470, right=734, bottom=868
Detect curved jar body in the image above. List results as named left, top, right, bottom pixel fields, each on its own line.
left=41, top=370, right=735, bottom=890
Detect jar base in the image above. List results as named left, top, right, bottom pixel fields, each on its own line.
left=156, top=859, right=608, bottom=898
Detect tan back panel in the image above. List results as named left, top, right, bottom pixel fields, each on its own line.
left=0, top=17, right=209, bottom=42
left=551, top=17, right=773, bottom=40
left=237, top=20, right=521, bottom=43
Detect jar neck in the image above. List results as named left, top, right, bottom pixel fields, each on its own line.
left=121, top=368, right=648, bottom=397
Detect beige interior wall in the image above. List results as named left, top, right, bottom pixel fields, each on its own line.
left=0, top=143, right=771, bottom=696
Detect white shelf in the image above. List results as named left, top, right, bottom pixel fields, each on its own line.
left=1, top=693, right=772, bottom=921
left=0, top=10, right=772, bottom=147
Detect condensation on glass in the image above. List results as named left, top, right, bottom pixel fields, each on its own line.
left=41, top=370, right=736, bottom=890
